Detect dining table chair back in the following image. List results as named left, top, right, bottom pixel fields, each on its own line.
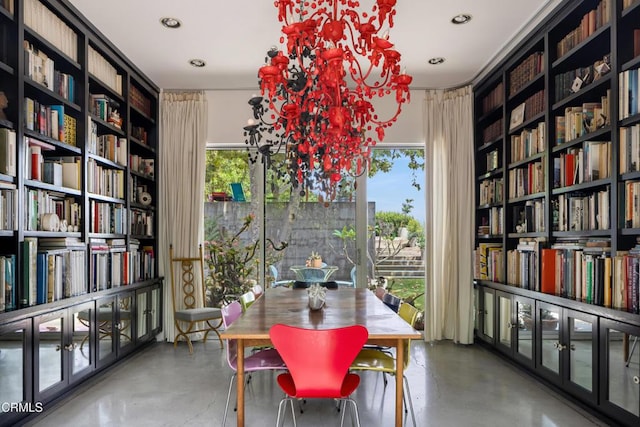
left=169, top=244, right=223, bottom=353
left=270, top=324, right=369, bottom=426
left=350, top=302, right=421, bottom=427
left=221, top=301, right=286, bottom=426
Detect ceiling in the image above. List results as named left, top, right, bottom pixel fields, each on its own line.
left=66, top=0, right=562, bottom=91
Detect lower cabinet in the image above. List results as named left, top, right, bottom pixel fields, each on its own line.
left=536, top=302, right=598, bottom=404
left=476, top=282, right=638, bottom=426
left=34, top=301, right=94, bottom=403
left=0, top=280, right=163, bottom=427
left=599, top=319, right=640, bottom=425
left=0, top=319, right=33, bottom=426
left=495, top=291, right=535, bottom=368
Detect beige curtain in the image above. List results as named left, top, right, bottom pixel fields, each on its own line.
left=158, top=91, right=208, bottom=342
left=424, top=86, right=475, bottom=344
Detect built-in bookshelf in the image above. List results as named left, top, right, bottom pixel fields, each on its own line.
left=474, top=1, right=640, bottom=425
left=0, top=1, right=161, bottom=425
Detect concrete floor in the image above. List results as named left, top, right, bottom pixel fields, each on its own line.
left=26, top=339, right=611, bottom=427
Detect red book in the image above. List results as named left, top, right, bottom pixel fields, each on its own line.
left=634, top=29, right=640, bottom=57
left=565, top=153, right=575, bottom=186
left=541, top=249, right=558, bottom=295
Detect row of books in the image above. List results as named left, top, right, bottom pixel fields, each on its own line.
left=24, top=97, right=77, bottom=145
left=1, top=0, right=13, bottom=14
left=478, top=178, right=503, bottom=206
left=24, top=0, right=77, bottom=62
left=87, top=159, right=126, bottom=199
left=552, top=140, right=611, bottom=188
left=26, top=138, right=81, bottom=189
left=554, top=54, right=611, bottom=102
left=508, top=51, right=544, bottom=97
left=131, top=125, right=149, bottom=146
left=0, top=180, right=17, bottom=231
left=477, top=206, right=503, bottom=237
left=620, top=122, right=640, bottom=175
left=21, top=237, right=86, bottom=308
left=520, top=89, right=545, bottom=122
left=89, top=238, right=154, bottom=290
left=506, top=239, right=543, bottom=290
left=24, top=187, right=81, bottom=232
left=88, top=45, right=122, bottom=95
left=482, top=117, right=502, bottom=145
left=485, top=149, right=499, bottom=173
left=130, top=209, right=154, bottom=237
left=619, top=68, right=640, bottom=120
left=23, top=40, right=76, bottom=103
left=556, top=0, right=611, bottom=59
left=553, top=188, right=610, bottom=232
left=508, top=160, right=545, bottom=199
left=555, top=91, right=611, bottom=144
left=0, top=128, right=16, bottom=176
left=510, top=121, right=546, bottom=163
left=473, top=243, right=504, bottom=282
left=0, top=255, right=16, bottom=311
left=129, top=85, right=152, bottom=118
left=623, top=0, right=639, bottom=9
left=621, top=180, right=640, bottom=229
left=88, top=119, right=128, bottom=165
left=89, top=201, right=127, bottom=234
left=512, top=199, right=545, bottom=233
left=481, top=82, right=503, bottom=115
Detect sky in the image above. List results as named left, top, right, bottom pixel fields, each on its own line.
left=367, top=156, right=426, bottom=225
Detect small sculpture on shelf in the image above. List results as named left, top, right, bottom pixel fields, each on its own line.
left=107, top=109, right=123, bottom=129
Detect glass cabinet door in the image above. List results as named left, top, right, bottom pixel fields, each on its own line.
left=600, top=320, right=640, bottom=425
left=151, top=285, right=161, bottom=333
left=565, top=309, right=596, bottom=402
left=0, top=319, right=31, bottom=424
left=97, top=297, right=116, bottom=368
left=477, top=287, right=495, bottom=344
left=117, top=293, right=134, bottom=353
left=514, top=296, right=534, bottom=367
left=35, top=311, right=65, bottom=399
left=538, top=302, right=561, bottom=380
left=496, top=292, right=512, bottom=354
left=136, top=289, right=149, bottom=341
left=69, top=303, right=93, bottom=382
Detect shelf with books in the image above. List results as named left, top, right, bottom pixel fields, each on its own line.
left=552, top=24, right=610, bottom=69
left=22, top=26, right=80, bottom=73
left=552, top=70, right=611, bottom=111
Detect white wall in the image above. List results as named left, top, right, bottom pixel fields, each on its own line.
left=206, top=89, right=425, bottom=146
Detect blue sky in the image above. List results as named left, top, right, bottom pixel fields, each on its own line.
left=368, top=156, right=425, bottom=225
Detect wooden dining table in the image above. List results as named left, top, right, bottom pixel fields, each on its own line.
left=219, top=287, right=422, bottom=426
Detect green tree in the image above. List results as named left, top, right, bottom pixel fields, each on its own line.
left=204, top=150, right=251, bottom=200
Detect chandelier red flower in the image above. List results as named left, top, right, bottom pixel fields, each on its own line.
left=244, top=0, right=412, bottom=199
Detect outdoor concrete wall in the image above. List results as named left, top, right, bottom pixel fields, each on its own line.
left=205, top=201, right=375, bottom=282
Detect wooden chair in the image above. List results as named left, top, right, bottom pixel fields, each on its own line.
left=169, top=244, right=223, bottom=353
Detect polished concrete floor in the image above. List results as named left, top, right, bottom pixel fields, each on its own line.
left=26, top=339, right=612, bottom=427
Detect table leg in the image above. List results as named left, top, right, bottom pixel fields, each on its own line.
left=395, top=338, right=404, bottom=427
left=237, top=338, right=245, bottom=426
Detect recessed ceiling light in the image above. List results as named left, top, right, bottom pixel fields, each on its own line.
left=451, top=14, right=472, bottom=24
left=160, top=17, right=181, bottom=29
left=189, top=59, right=206, bottom=68
left=428, top=57, right=445, bottom=65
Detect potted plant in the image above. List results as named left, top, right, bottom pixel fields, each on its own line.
left=306, top=251, right=323, bottom=268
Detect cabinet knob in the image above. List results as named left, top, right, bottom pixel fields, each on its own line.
left=553, top=342, right=566, bottom=351
left=64, top=343, right=76, bottom=352
left=507, top=322, right=515, bottom=329
left=633, top=376, right=639, bottom=385
left=55, top=345, right=61, bottom=352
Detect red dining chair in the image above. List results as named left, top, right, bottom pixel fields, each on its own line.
left=221, top=301, right=286, bottom=426
left=269, top=324, right=369, bottom=427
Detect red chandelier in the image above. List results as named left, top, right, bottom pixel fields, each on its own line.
left=244, top=0, right=412, bottom=199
